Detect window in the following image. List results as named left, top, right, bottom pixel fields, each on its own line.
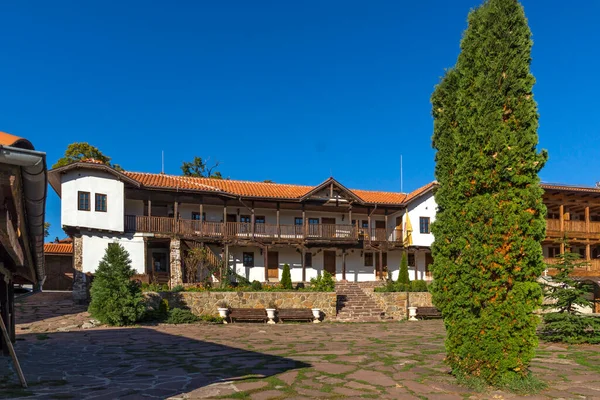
left=78, top=191, right=90, bottom=211
left=548, top=247, right=560, bottom=258
left=308, top=218, right=319, bottom=225
left=255, top=216, right=265, bottom=224
left=191, top=212, right=206, bottom=221
left=295, top=217, right=303, bottom=225
left=408, top=253, right=415, bottom=266
left=419, top=217, right=430, bottom=234
left=243, top=252, right=254, bottom=267
left=361, top=220, right=369, bottom=228
left=305, top=252, right=312, bottom=267
left=240, top=215, right=251, bottom=223
left=95, top=193, right=107, bottom=212
left=364, top=252, right=373, bottom=266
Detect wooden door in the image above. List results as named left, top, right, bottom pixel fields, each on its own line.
left=375, top=252, right=388, bottom=279
left=324, top=250, right=336, bottom=276
left=43, top=255, right=75, bottom=291
left=268, top=251, right=279, bottom=279
left=322, top=217, right=336, bottom=238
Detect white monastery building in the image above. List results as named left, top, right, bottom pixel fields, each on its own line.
left=48, top=159, right=438, bottom=287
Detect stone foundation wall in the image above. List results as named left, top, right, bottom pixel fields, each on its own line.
left=407, top=292, right=433, bottom=308
left=146, top=291, right=337, bottom=320
left=367, top=292, right=408, bottom=320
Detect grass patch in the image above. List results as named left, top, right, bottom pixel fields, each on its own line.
left=454, top=371, right=546, bottom=395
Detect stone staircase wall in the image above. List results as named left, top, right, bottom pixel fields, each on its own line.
left=335, top=282, right=385, bottom=322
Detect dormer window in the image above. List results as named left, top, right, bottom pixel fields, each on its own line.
left=78, top=191, right=90, bottom=211
left=95, top=194, right=107, bottom=212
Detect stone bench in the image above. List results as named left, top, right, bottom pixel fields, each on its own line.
left=277, top=308, right=313, bottom=322
left=229, top=308, right=268, bottom=323
left=416, top=306, right=442, bottom=319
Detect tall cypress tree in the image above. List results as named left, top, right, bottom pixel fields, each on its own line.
left=430, top=0, right=547, bottom=384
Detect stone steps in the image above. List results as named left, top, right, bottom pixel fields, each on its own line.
left=335, top=282, right=384, bottom=322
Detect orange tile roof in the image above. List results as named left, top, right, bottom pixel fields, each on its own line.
left=121, top=171, right=436, bottom=205
left=44, top=243, right=73, bottom=254
left=404, top=181, right=438, bottom=203
left=541, top=183, right=600, bottom=194
left=0, top=131, right=34, bottom=149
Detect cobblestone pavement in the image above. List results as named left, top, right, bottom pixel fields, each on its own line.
left=2, top=293, right=600, bottom=399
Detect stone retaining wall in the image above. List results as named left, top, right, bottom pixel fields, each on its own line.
left=361, top=287, right=434, bottom=320
left=145, top=291, right=337, bottom=320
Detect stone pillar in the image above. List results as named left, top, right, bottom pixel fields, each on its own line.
left=71, top=236, right=89, bottom=304
left=170, top=238, right=183, bottom=288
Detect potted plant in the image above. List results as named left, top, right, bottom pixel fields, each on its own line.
left=311, top=308, right=321, bottom=323
left=266, top=300, right=277, bottom=324
left=217, top=301, right=230, bottom=322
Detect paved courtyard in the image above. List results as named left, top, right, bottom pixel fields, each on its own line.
left=2, top=293, right=600, bottom=399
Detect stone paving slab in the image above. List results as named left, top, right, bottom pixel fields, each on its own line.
left=2, top=292, right=600, bottom=399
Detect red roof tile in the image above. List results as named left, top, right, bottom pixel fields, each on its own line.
left=0, top=131, right=34, bottom=149
left=44, top=243, right=73, bottom=254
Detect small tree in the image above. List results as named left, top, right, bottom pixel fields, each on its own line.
left=52, top=142, right=122, bottom=170
left=543, top=242, right=594, bottom=314
left=397, top=252, right=410, bottom=285
left=181, top=156, right=223, bottom=179
left=281, top=263, right=292, bottom=289
left=184, top=246, right=209, bottom=283
left=88, top=243, right=145, bottom=326
left=44, top=222, right=50, bottom=238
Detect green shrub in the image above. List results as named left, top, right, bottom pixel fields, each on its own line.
left=171, top=284, right=185, bottom=292
left=430, top=0, right=547, bottom=384
left=166, top=308, right=200, bottom=324
left=309, top=271, right=335, bottom=292
left=540, top=313, right=600, bottom=344
left=251, top=280, right=263, bottom=291
left=398, top=252, right=410, bottom=285
left=199, top=315, right=224, bottom=323
left=411, top=280, right=428, bottom=292
left=88, top=243, right=146, bottom=326
left=281, top=264, right=292, bottom=289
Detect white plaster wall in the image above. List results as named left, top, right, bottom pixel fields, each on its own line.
left=81, top=232, right=145, bottom=274
left=406, top=192, right=437, bottom=247
left=62, top=170, right=124, bottom=232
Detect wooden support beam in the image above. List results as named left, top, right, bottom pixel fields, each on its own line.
left=174, top=201, right=178, bottom=221
left=0, top=207, right=25, bottom=268
left=586, top=243, right=591, bottom=261
left=301, top=248, right=306, bottom=282
left=147, top=199, right=152, bottom=217
left=384, top=210, right=389, bottom=242
left=559, top=204, right=564, bottom=232
left=264, top=246, right=269, bottom=282
left=342, top=250, right=346, bottom=281
left=251, top=201, right=255, bottom=239
left=302, top=206, right=306, bottom=238
left=348, top=206, right=352, bottom=225
left=223, top=244, right=229, bottom=284
left=0, top=275, right=9, bottom=356
left=378, top=250, right=383, bottom=280
left=276, top=203, right=280, bottom=238
left=586, top=206, right=590, bottom=233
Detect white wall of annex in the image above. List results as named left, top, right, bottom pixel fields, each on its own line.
left=406, top=192, right=437, bottom=247
left=81, top=233, right=145, bottom=274
left=62, top=170, right=124, bottom=232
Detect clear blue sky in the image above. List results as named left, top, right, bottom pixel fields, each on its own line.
left=1, top=1, right=598, bottom=240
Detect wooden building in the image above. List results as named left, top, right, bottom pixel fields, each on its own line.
left=0, top=132, right=47, bottom=355
left=48, top=160, right=437, bottom=291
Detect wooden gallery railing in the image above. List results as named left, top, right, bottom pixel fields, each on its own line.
left=546, top=218, right=600, bottom=234
left=125, top=215, right=362, bottom=241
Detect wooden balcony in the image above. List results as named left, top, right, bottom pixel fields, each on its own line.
left=544, top=257, right=600, bottom=276
left=125, top=215, right=363, bottom=242
left=546, top=218, right=600, bottom=238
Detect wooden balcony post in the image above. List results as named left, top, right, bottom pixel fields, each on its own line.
left=147, top=199, right=152, bottom=217
left=367, top=211, right=372, bottom=242
left=559, top=204, right=564, bottom=232
left=378, top=250, right=383, bottom=280
left=223, top=201, right=228, bottom=238
left=302, top=208, right=306, bottom=238
left=348, top=206, right=352, bottom=226
left=586, top=206, right=590, bottom=233
left=586, top=243, right=591, bottom=261
left=342, top=250, right=346, bottom=281
left=264, top=246, right=269, bottom=282
left=174, top=201, right=179, bottom=233
left=251, top=202, right=255, bottom=239
left=384, top=210, right=389, bottom=242
left=301, top=247, right=306, bottom=282
left=224, top=244, right=229, bottom=283
left=199, top=202, right=204, bottom=234
left=276, top=203, right=280, bottom=238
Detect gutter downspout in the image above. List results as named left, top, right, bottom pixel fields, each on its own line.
left=0, top=146, right=47, bottom=288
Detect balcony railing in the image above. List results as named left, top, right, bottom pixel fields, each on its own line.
left=546, top=218, right=600, bottom=234
left=544, top=257, right=600, bottom=273
left=125, top=215, right=364, bottom=241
